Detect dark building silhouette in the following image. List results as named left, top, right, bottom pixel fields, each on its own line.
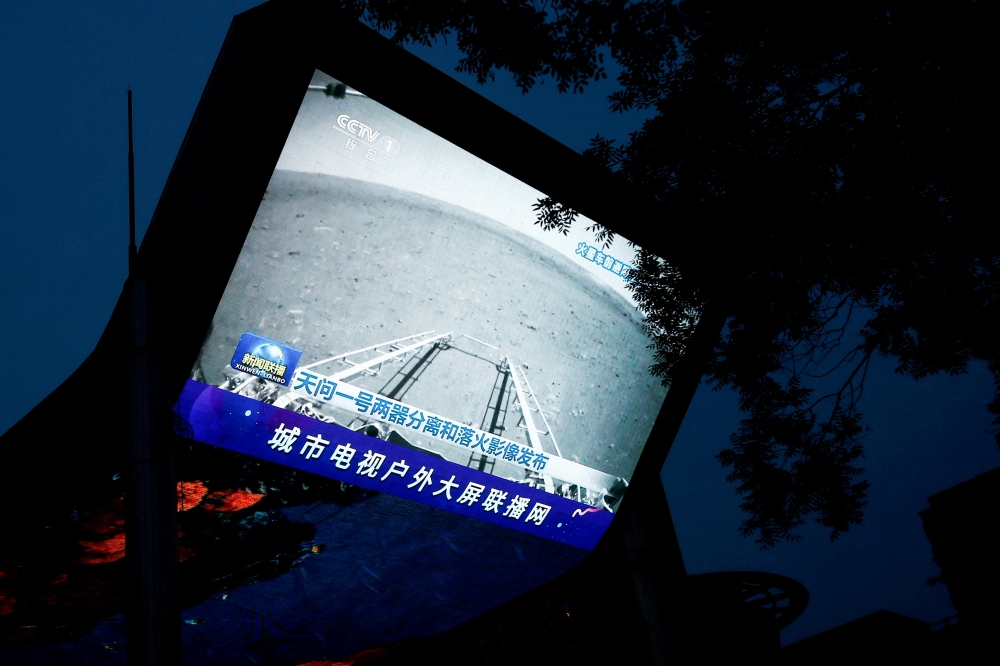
left=780, top=610, right=932, bottom=664
left=781, top=463, right=1000, bottom=664
left=920, top=464, right=1000, bottom=648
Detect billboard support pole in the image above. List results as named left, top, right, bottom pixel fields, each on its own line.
left=124, top=89, right=182, bottom=666
left=613, top=298, right=729, bottom=664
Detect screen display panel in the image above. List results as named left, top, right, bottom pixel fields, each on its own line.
left=182, top=70, right=666, bottom=543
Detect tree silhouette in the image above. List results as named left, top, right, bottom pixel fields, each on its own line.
left=338, top=1, right=996, bottom=546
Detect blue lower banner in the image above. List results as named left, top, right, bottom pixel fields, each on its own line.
left=176, top=380, right=613, bottom=550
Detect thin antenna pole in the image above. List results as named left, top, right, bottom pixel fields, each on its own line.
left=124, top=85, right=181, bottom=665
left=128, top=88, right=137, bottom=276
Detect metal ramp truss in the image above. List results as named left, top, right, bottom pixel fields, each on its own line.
left=300, top=330, right=452, bottom=382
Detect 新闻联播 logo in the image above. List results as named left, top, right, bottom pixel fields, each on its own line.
left=230, top=333, right=302, bottom=386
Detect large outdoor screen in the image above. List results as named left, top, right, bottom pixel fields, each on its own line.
left=166, top=69, right=669, bottom=661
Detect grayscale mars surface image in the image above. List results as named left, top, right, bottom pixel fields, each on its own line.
left=195, top=170, right=666, bottom=485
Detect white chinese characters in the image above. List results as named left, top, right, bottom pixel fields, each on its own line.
left=264, top=422, right=554, bottom=527
left=268, top=423, right=300, bottom=453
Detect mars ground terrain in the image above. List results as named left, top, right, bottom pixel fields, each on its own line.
left=195, top=170, right=667, bottom=487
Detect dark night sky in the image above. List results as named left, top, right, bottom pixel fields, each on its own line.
left=2, top=1, right=998, bottom=648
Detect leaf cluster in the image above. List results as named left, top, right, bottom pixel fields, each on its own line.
left=336, top=1, right=997, bottom=545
